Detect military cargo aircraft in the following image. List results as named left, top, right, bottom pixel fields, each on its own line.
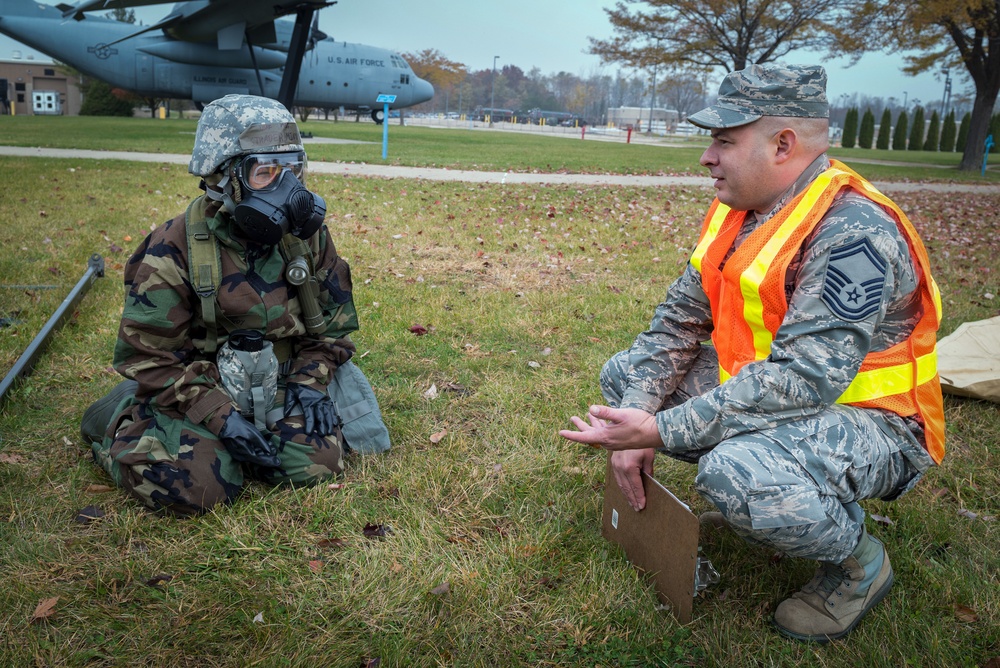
left=0, top=0, right=434, bottom=120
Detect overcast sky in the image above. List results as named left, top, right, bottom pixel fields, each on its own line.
left=1, top=0, right=960, bottom=110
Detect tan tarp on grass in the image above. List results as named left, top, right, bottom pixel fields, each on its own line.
left=937, top=315, right=1000, bottom=404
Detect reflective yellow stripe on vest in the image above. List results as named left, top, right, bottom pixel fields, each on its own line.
left=715, top=165, right=935, bottom=404
left=837, top=351, right=938, bottom=403
left=690, top=203, right=730, bottom=273
left=739, top=169, right=844, bottom=360
left=719, top=350, right=936, bottom=404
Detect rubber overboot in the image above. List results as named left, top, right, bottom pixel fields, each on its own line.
left=80, top=379, right=138, bottom=445
left=773, top=530, right=894, bottom=642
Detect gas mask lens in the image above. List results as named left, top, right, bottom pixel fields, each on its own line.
left=238, top=152, right=306, bottom=191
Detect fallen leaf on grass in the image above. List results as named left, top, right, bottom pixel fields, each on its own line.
left=870, top=514, right=894, bottom=526
left=0, top=453, right=25, bottom=464
left=390, top=562, right=403, bottom=574
left=423, top=384, right=438, bottom=400
left=527, top=360, right=540, bottom=368
left=317, top=537, right=348, bottom=549
left=145, top=574, right=172, bottom=587
left=361, top=658, right=381, bottom=668
left=253, top=612, right=264, bottom=624
left=958, top=508, right=978, bottom=519
left=74, top=505, right=105, bottom=523
left=429, top=429, right=447, bottom=444
left=85, top=484, right=114, bottom=493
left=954, top=604, right=978, bottom=623
left=308, top=560, right=324, bottom=573
left=327, top=482, right=346, bottom=491
left=409, top=324, right=428, bottom=336
left=30, top=597, right=58, bottom=624
left=430, top=581, right=450, bottom=596
left=362, top=523, right=393, bottom=538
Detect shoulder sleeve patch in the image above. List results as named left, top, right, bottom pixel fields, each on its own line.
left=821, top=237, right=888, bottom=321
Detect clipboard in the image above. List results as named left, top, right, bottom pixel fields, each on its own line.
left=601, top=453, right=701, bottom=623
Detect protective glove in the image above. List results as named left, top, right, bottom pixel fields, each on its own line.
left=284, top=382, right=339, bottom=436
left=218, top=409, right=281, bottom=468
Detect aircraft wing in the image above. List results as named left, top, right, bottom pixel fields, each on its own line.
left=57, top=0, right=333, bottom=50
left=57, top=0, right=177, bottom=21
left=102, top=11, right=185, bottom=46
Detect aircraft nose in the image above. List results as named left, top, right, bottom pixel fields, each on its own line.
left=413, top=77, right=434, bottom=105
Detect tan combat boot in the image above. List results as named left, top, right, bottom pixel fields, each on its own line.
left=772, top=530, right=894, bottom=642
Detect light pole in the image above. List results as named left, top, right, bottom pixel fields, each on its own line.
left=489, top=55, right=499, bottom=127
left=941, top=68, right=952, bottom=117
left=647, top=39, right=660, bottom=134
left=903, top=91, right=908, bottom=111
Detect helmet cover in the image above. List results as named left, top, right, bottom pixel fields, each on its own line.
left=189, top=94, right=304, bottom=177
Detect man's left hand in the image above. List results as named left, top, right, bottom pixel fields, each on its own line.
left=558, top=405, right=661, bottom=451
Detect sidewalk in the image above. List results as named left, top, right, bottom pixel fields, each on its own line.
left=1, top=145, right=998, bottom=193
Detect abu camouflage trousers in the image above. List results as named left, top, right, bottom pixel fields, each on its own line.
left=92, top=397, right=343, bottom=516
left=601, top=347, right=931, bottom=563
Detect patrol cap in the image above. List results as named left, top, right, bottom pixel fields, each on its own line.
left=189, top=94, right=304, bottom=176
left=687, top=64, right=829, bottom=130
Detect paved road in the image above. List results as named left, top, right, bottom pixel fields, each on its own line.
left=2, top=145, right=998, bottom=194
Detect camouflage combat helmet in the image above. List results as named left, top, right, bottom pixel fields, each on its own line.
left=189, top=94, right=304, bottom=176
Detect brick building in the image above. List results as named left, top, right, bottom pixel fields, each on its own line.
left=1, top=54, right=83, bottom=116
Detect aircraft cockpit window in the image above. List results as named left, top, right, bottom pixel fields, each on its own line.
left=389, top=54, right=411, bottom=71
left=400, top=75, right=410, bottom=85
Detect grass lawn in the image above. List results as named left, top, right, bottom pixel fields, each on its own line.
left=2, top=115, right=998, bottom=182
left=0, top=123, right=997, bottom=667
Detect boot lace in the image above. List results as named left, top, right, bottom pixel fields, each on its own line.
left=805, top=561, right=852, bottom=603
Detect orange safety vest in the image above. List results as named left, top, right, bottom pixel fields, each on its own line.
left=689, top=160, right=945, bottom=464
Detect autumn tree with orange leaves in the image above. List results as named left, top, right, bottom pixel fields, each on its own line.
left=588, top=0, right=853, bottom=74
left=591, top=1, right=999, bottom=172
left=403, top=49, right=467, bottom=112
left=835, top=0, right=1000, bottom=171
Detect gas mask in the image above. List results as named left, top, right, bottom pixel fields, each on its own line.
left=229, top=152, right=327, bottom=246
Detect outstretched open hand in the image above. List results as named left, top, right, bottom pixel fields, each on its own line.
left=558, top=405, right=661, bottom=451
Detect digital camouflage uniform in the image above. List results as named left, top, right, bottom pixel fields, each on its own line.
left=93, top=190, right=358, bottom=516
left=601, top=153, right=936, bottom=563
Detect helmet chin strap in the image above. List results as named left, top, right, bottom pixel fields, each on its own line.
left=203, top=171, right=238, bottom=214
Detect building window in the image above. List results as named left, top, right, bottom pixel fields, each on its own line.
left=15, top=83, right=25, bottom=91
left=17, top=93, right=24, bottom=103
left=44, top=68, right=55, bottom=76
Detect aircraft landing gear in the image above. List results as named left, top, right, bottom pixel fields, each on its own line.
left=371, top=108, right=384, bottom=124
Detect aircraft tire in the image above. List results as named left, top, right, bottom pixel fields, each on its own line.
left=371, top=109, right=384, bottom=124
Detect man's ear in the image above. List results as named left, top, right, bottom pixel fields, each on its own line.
left=772, top=128, right=797, bottom=164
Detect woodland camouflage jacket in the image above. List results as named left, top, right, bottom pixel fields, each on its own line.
left=113, top=195, right=358, bottom=435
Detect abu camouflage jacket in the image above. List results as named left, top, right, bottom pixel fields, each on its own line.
left=113, top=195, right=358, bottom=435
